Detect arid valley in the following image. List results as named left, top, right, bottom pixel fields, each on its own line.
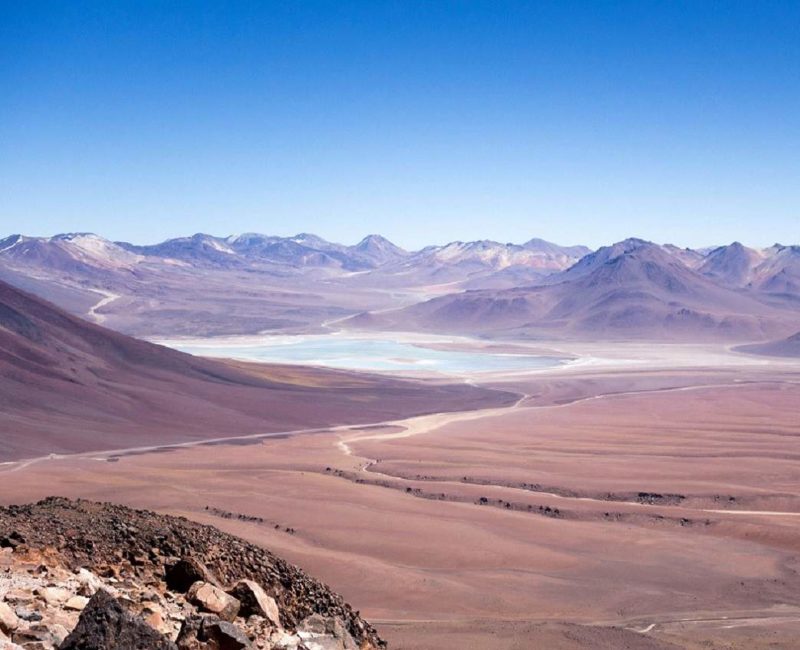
left=3, top=310, right=800, bottom=648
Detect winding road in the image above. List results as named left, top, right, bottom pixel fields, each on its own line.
left=87, top=288, right=121, bottom=324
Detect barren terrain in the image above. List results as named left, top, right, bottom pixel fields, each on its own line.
left=2, top=343, right=799, bottom=648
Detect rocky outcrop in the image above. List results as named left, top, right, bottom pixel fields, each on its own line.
left=0, top=498, right=383, bottom=650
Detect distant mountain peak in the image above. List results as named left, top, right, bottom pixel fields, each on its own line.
left=523, top=237, right=591, bottom=258
left=290, top=232, right=331, bottom=248
left=0, top=234, right=27, bottom=253
left=699, top=242, right=764, bottom=287
left=353, top=234, right=407, bottom=265
left=357, top=233, right=395, bottom=246
left=616, top=237, right=653, bottom=249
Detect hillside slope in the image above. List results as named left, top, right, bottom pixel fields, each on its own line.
left=0, top=279, right=512, bottom=461
left=0, top=497, right=383, bottom=648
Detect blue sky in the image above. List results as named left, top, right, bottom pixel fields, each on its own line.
left=1, top=1, right=798, bottom=249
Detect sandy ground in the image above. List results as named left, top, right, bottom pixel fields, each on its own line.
left=3, top=342, right=800, bottom=648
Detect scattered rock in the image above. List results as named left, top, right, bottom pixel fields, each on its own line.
left=75, top=569, right=104, bottom=597
left=188, top=582, right=240, bottom=622
left=14, top=608, right=42, bottom=623
left=3, top=590, right=34, bottom=606
left=202, top=618, right=252, bottom=650
left=228, top=580, right=280, bottom=627
left=58, top=590, right=177, bottom=650
left=36, top=587, right=71, bottom=606
left=49, top=624, right=70, bottom=646
left=63, top=596, right=89, bottom=612
left=0, top=603, right=19, bottom=635
left=0, top=498, right=385, bottom=649
left=296, top=614, right=358, bottom=650
left=166, top=559, right=218, bottom=593
left=12, top=623, right=59, bottom=648
left=0, top=532, right=25, bottom=549
left=177, top=614, right=252, bottom=650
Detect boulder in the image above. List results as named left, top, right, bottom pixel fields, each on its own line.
left=177, top=615, right=252, bottom=650
left=64, top=596, right=90, bottom=611
left=187, top=583, right=240, bottom=622
left=2, top=590, right=34, bottom=606
left=36, top=587, right=71, bottom=606
left=202, top=619, right=251, bottom=650
left=58, top=590, right=177, bottom=650
left=165, top=558, right=218, bottom=593
left=75, top=568, right=105, bottom=597
left=13, top=623, right=63, bottom=648
left=14, top=607, right=42, bottom=622
left=0, top=603, right=19, bottom=635
left=296, top=614, right=358, bottom=650
left=49, top=624, right=70, bottom=647
left=144, top=609, right=169, bottom=636
left=228, top=580, right=280, bottom=627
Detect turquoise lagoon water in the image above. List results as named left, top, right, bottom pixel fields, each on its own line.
left=170, top=335, right=564, bottom=375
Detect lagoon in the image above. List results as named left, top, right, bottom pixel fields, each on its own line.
left=166, top=334, right=564, bottom=376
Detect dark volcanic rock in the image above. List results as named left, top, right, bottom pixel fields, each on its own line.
left=166, top=558, right=219, bottom=592
left=177, top=614, right=252, bottom=650
left=0, top=530, right=26, bottom=548
left=58, top=590, right=177, bottom=650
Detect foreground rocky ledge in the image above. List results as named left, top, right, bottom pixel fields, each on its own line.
left=0, top=497, right=383, bottom=649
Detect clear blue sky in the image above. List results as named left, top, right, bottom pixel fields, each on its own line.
left=1, top=1, right=798, bottom=249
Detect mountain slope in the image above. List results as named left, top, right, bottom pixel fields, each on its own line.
left=0, top=233, right=143, bottom=276
left=353, top=234, right=408, bottom=265
left=369, top=238, right=589, bottom=289
left=750, top=245, right=800, bottom=294
left=351, top=239, right=797, bottom=340
left=119, top=233, right=240, bottom=267
left=699, top=242, right=764, bottom=287
left=523, top=237, right=591, bottom=259
left=0, top=279, right=510, bottom=460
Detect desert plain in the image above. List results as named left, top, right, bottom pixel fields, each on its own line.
left=2, top=340, right=800, bottom=649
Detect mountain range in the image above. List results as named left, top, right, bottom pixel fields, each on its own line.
left=0, top=231, right=589, bottom=279
left=0, top=232, right=591, bottom=336
left=347, top=238, right=800, bottom=341
left=1, top=231, right=799, bottom=341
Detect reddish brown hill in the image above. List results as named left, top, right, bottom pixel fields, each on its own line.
left=0, top=279, right=511, bottom=461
